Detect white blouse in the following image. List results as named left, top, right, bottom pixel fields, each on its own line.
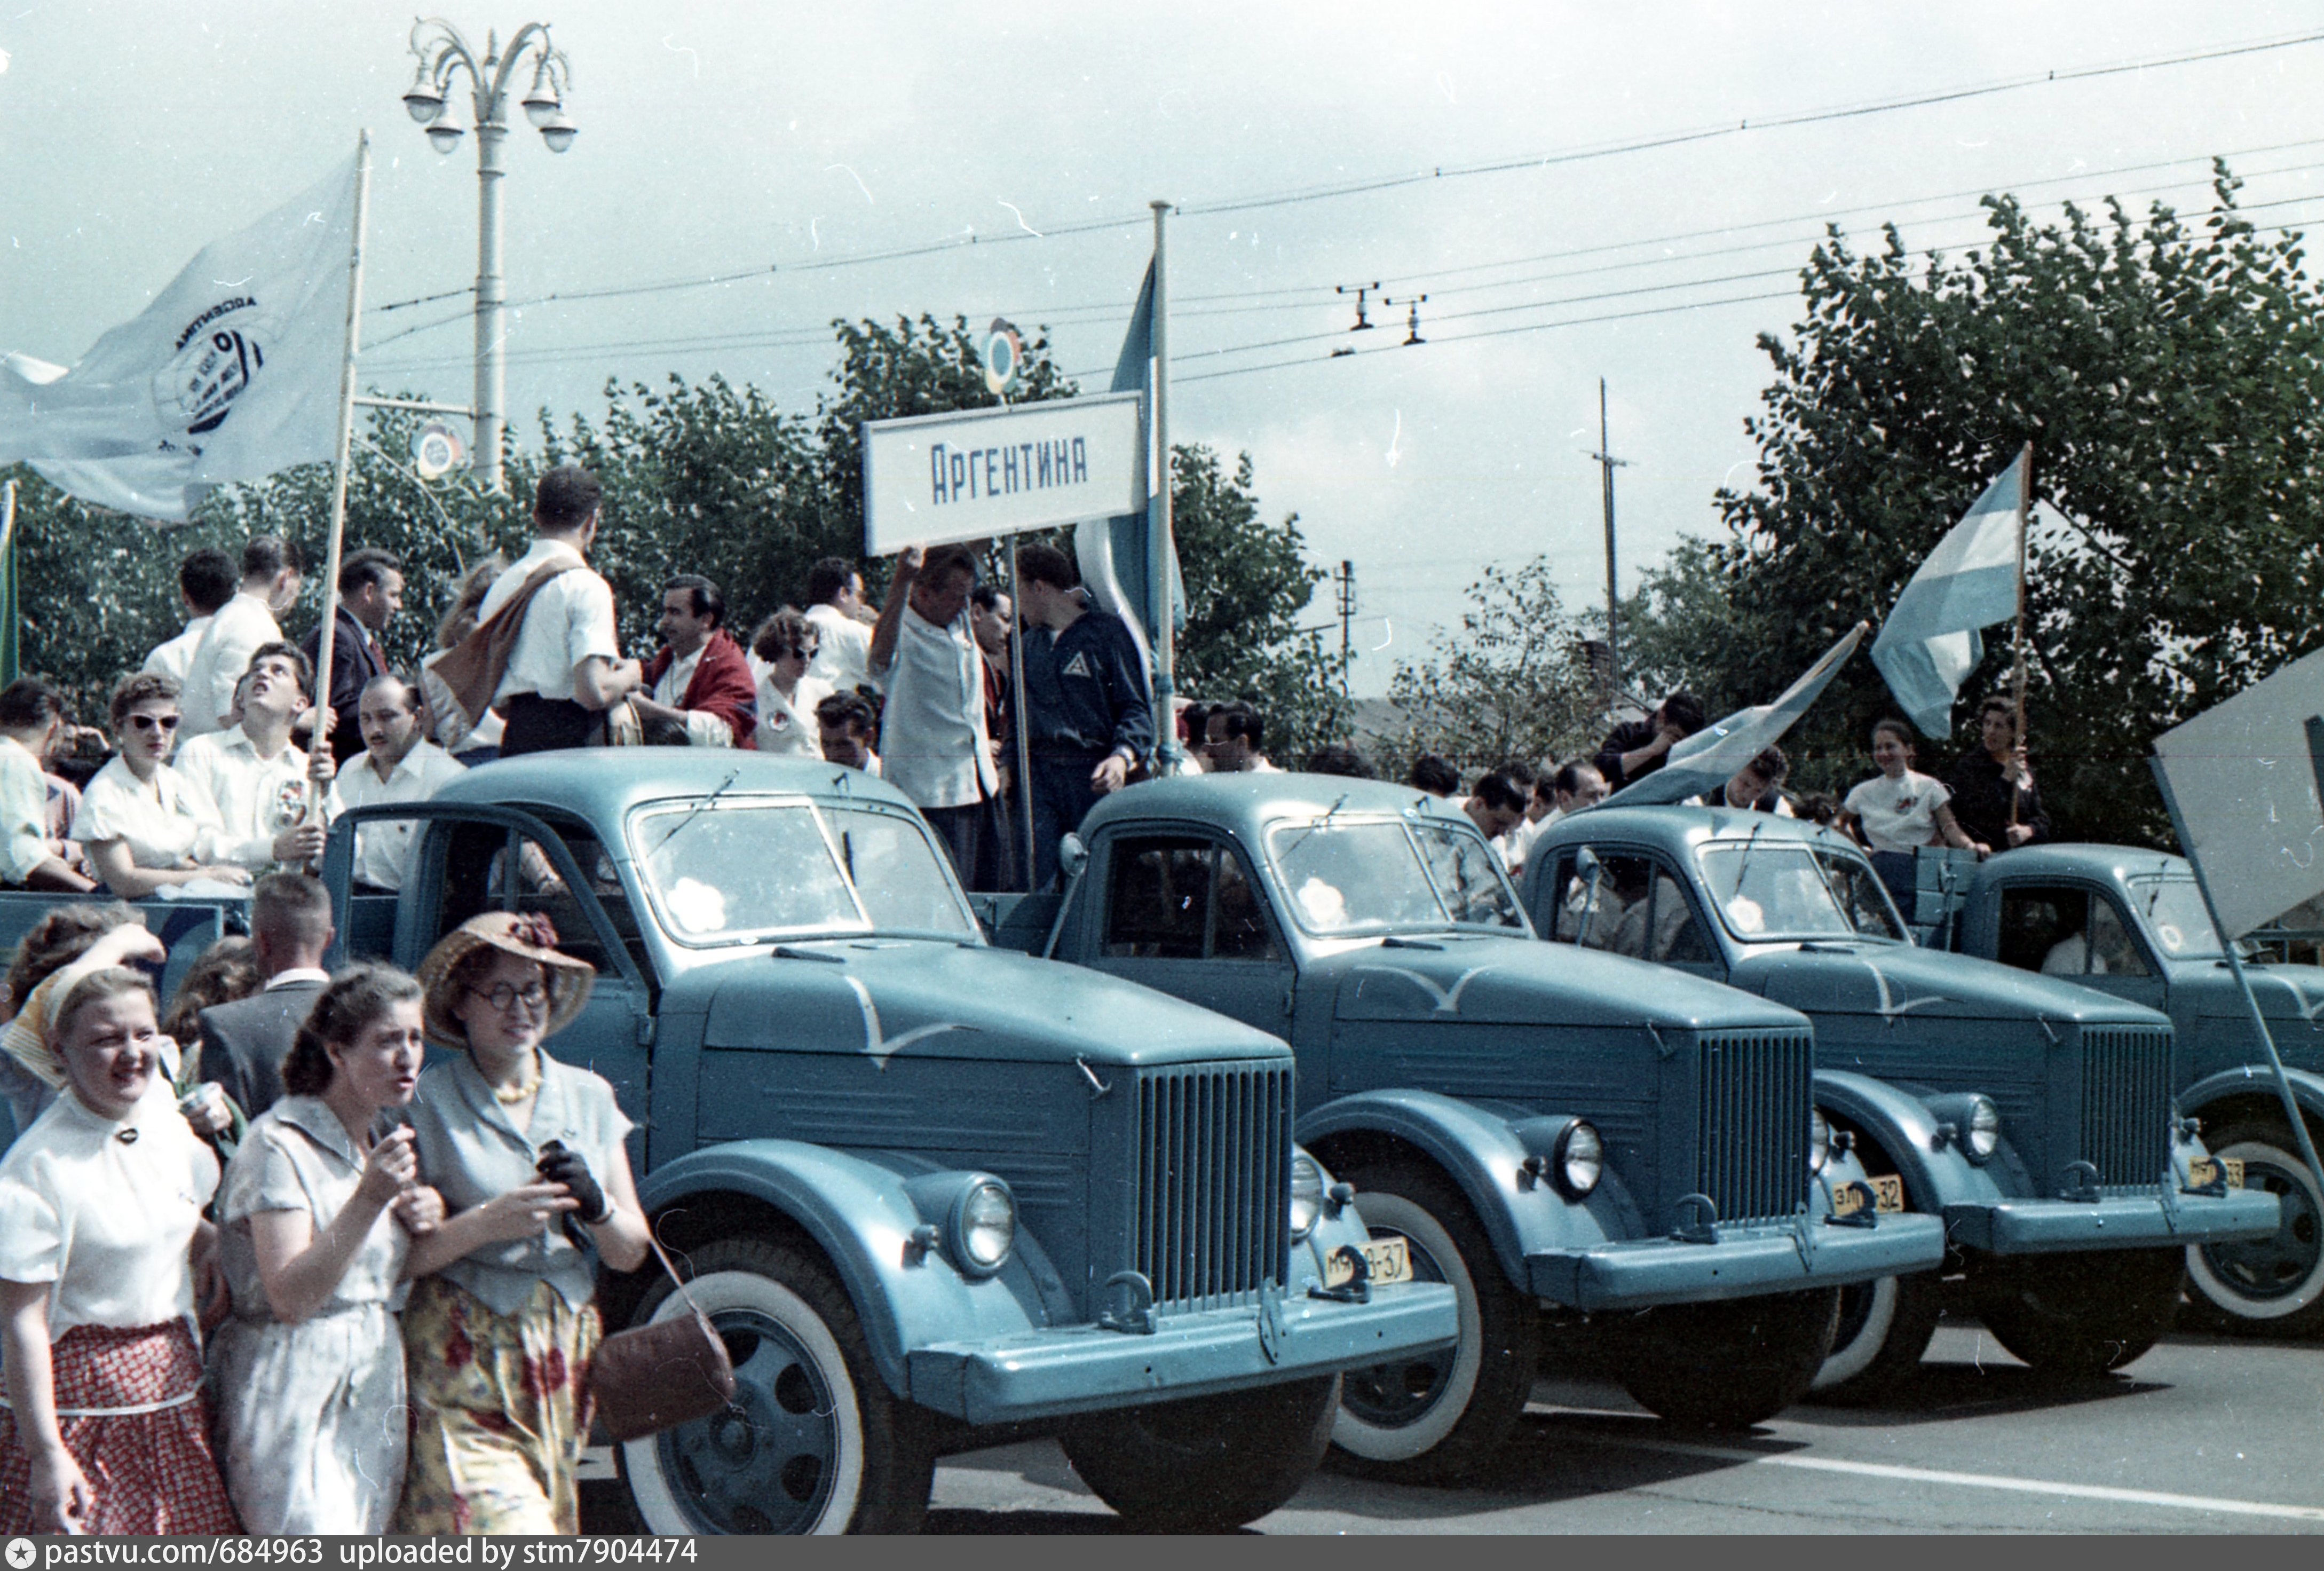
left=754, top=674, right=833, bottom=758
left=70, top=755, right=225, bottom=871
left=0, top=1080, right=219, bottom=1337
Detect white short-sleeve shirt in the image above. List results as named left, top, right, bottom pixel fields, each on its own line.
left=173, top=724, right=311, bottom=870
left=480, top=539, right=621, bottom=706
left=804, top=604, right=874, bottom=694
left=879, top=606, right=995, bottom=811
left=1843, top=769, right=1953, bottom=855
left=0, top=1081, right=220, bottom=1336
left=324, top=740, right=467, bottom=890
left=754, top=674, right=833, bottom=758
left=71, top=755, right=225, bottom=872
left=219, top=1095, right=410, bottom=1320
left=143, top=615, right=214, bottom=684
left=181, top=591, right=283, bottom=739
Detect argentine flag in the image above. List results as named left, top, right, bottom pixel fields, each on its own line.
left=1602, top=622, right=1868, bottom=808
left=1871, top=452, right=2026, bottom=738
left=1074, top=260, right=1184, bottom=686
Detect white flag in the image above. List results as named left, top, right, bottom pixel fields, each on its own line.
left=0, top=155, right=357, bottom=522
left=1603, top=622, right=1869, bottom=808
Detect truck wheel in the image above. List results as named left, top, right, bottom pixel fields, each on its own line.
left=618, top=1238, right=935, bottom=1535
left=2183, top=1124, right=2324, bottom=1335
left=1060, top=1375, right=1339, bottom=1532
left=1612, top=1289, right=1841, bottom=1428
left=1809, top=1273, right=1943, bottom=1403
left=1324, top=1162, right=1539, bottom=1482
left=1972, top=1248, right=2183, bottom=1377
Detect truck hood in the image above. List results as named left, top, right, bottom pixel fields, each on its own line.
left=1731, top=942, right=2170, bottom=1027
left=695, top=940, right=1285, bottom=1069
left=1327, top=934, right=1808, bottom=1031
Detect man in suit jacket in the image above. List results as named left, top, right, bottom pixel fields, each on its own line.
left=300, top=548, right=402, bottom=768
left=200, top=871, right=335, bottom=1122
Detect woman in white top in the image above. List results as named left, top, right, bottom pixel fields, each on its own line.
left=212, top=965, right=444, bottom=1535
left=72, top=672, right=246, bottom=899
left=749, top=609, right=834, bottom=759
left=1839, top=719, right=1981, bottom=913
left=0, top=966, right=238, bottom=1535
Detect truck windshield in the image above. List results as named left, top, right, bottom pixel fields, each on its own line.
left=1265, top=818, right=1524, bottom=935
left=629, top=798, right=977, bottom=945
left=1696, top=843, right=1883, bottom=942
left=2129, top=877, right=2225, bottom=958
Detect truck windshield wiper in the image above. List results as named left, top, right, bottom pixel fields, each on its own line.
left=651, top=769, right=741, bottom=855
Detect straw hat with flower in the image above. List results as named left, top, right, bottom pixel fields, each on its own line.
left=416, top=911, right=596, bottom=1050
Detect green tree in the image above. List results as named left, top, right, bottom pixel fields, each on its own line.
left=1387, top=557, right=1600, bottom=777
left=1169, top=445, right=1347, bottom=763
left=1660, top=165, right=2324, bottom=841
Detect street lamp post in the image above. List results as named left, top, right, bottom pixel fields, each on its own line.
left=400, top=18, right=577, bottom=493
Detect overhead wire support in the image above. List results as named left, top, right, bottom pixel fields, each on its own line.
left=1385, top=294, right=1427, bottom=344
left=1336, top=283, right=1381, bottom=330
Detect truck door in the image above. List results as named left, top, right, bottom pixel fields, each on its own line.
left=1993, top=883, right=2168, bottom=1013
left=1535, top=847, right=1719, bottom=975
left=1085, top=832, right=1295, bottom=1037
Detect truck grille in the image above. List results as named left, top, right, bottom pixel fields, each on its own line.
left=2078, top=1027, right=2171, bottom=1186
left=1134, top=1063, right=1292, bottom=1311
left=1695, top=1030, right=1813, bottom=1224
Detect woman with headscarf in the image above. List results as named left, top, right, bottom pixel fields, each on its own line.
left=0, top=965, right=238, bottom=1534
left=393, top=912, right=649, bottom=1535
left=210, top=965, right=442, bottom=1534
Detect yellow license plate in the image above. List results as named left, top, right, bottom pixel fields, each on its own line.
left=1835, top=1174, right=1907, bottom=1217
left=2188, top=1157, right=2246, bottom=1189
left=1328, top=1236, right=1414, bottom=1288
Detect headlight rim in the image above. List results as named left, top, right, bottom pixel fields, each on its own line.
left=1962, top=1093, right=2001, bottom=1164
left=1809, top=1107, right=1832, bottom=1175
left=946, top=1177, right=1017, bottom=1277
left=1290, top=1150, right=1325, bottom=1242
left=1552, top=1118, right=1604, bottom=1201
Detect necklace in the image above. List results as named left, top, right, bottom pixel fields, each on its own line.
left=492, top=1055, right=541, bottom=1105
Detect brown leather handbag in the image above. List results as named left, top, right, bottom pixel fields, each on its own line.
left=589, top=1234, right=737, bottom=1443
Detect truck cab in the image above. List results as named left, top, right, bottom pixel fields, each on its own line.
left=18, top=752, right=1457, bottom=1536
left=1525, top=806, right=2279, bottom=1395
left=998, top=773, right=1944, bottom=1479
left=1939, top=843, right=2324, bottom=1333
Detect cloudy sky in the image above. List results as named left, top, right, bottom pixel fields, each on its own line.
left=4, top=3, right=2319, bottom=692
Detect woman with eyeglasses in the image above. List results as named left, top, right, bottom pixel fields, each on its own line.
left=393, top=913, right=649, bottom=1536
left=70, top=673, right=247, bottom=899
left=749, top=608, right=833, bottom=758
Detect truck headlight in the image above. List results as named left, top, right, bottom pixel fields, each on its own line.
left=949, top=1179, right=1016, bottom=1275
left=1809, top=1108, right=1832, bottom=1175
left=1291, top=1152, right=1325, bottom=1241
left=1554, top=1120, right=1603, bottom=1199
left=1962, top=1095, right=2001, bottom=1163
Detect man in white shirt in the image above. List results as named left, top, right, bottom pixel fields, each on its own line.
left=476, top=466, right=645, bottom=756
left=180, top=536, right=302, bottom=738
left=632, top=575, right=757, bottom=748
left=1203, top=702, right=1281, bottom=773
left=1697, top=745, right=1797, bottom=817
left=803, top=556, right=878, bottom=694
left=869, top=543, right=996, bottom=881
left=172, top=643, right=328, bottom=872
left=325, top=675, right=467, bottom=893
left=141, top=548, right=238, bottom=685
left=0, top=679, right=95, bottom=891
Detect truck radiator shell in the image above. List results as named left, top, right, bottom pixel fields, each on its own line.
left=1694, top=1030, right=1814, bottom=1225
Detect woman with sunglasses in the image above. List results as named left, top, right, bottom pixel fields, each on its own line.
left=749, top=608, right=832, bottom=758
left=70, top=673, right=245, bottom=899
left=393, top=913, right=649, bottom=1535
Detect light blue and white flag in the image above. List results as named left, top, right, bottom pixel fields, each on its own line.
left=0, top=154, right=358, bottom=522
left=1074, top=259, right=1184, bottom=680
left=1870, top=451, right=2026, bottom=738
left=1603, top=622, right=1868, bottom=808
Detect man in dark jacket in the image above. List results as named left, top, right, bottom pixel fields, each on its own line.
left=199, top=872, right=335, bottom=1123
left=1593, top=691, right=1706, bottom=790
left=300, top=547, right=401, bottom=767
left=1016, top=542, right=1154, bottom=889
left=1946, top=696, right=2050, bottom=852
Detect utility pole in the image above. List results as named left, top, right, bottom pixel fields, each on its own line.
left=1586, top=377, right=1629, bottom=701
left=1334, top=560, right=1357, bottom=667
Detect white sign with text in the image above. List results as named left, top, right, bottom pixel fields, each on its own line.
left=861, top=392, right=1144, bottom=555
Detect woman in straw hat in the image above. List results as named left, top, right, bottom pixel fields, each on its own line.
left=393, top=912, right=649, bottom=1536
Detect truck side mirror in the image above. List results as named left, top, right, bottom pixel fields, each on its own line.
left=1060, top=832, right=1089, bottom=881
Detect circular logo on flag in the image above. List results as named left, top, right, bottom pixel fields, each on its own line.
left=412, top=421, right=468, bottom=479
left=982, top=318, right=1022, bottom=396
left=153, top=301, right=282, bottom=442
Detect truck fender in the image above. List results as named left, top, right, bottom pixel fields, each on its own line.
left=1814, top=1070, right=2020, bottom=1213
left=1297, top=1088, right=1643, bottom=1294
left=637, top=1139, right=1062, bottom=1403
left=2179, top=1064, right=2324, bottom=1135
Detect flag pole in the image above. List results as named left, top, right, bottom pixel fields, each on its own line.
left=310, top=131, right=372, bottom=818
left=1007, top=538, right=1036, bottom=891
left=0, top=480, right=17, bottom=687
left=1147, top=200, right=1180, bottom=772
left=2009, top=440, right=2032, bottom=829
left=2149, top=756, right=2324, bottom=1205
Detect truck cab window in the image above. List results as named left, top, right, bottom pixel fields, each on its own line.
left=1545, top=851, right=1656, bottom=954
left=1103, top=836, right=1282, bottom=962
left=1997, top=886, right=2088, bottom=974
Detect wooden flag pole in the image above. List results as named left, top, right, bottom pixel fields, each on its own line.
left=1147, top=199, right=1180, bottom=771
left=2008, top=439, right=2033, bottom=829
left=1007, top=538, right=1036, bottom=891
left=310, top=130, right=373, bottom=823
left=0, top=479, right=17, bottom=688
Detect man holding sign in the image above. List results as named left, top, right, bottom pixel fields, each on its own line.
left=870, top=543, right=998, bottom=885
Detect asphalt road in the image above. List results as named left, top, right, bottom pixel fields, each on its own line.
left=581, top=1315, right=2324, bottom=1535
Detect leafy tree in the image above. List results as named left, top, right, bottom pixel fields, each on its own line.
left=1387, top=557, right=1600, bottom=778
left=1657, top=164, right=2324, bottom=842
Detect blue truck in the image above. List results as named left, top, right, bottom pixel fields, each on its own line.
left=3, top=752, right=1459, bottom=1535
left=1523, top=806, right=2279, bottom=1398
left=1896, top=842, right=2324, bottom=1334
left=978, top=774, right=1946, bottom=1480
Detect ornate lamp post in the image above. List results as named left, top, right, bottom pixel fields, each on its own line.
left=400, top=18, right=577, bottom=491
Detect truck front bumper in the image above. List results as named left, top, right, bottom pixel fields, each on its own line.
left=1527, top=1211, right=1947, bottom=1311
left=903, top=1278, right=1458, bottom=1426
left=1944, top=1186, right=2281, bottom=1254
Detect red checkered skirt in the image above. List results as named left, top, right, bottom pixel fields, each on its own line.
left=0, top=1320, right=240, bottom=1535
